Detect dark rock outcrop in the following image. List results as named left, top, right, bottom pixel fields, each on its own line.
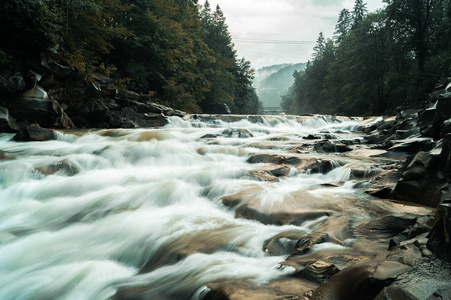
left=392, top=151, right=444, bottom=207
left=427, top=204, right=451, bottom=262
left=0, top=105, right=18, bottom=132
left=1, top=62, right=185, bottom=134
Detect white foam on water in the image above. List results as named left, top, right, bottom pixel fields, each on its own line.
left=0, top=115, right=382, bottom=299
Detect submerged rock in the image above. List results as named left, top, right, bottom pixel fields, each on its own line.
left=13, top=124, right=56, bottom=141
left=221, top=128, right=253, bottom=138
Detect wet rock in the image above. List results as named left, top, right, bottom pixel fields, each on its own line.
left=0, top=151, right=15, bottom=161
left=267, top=136, right=290, bottom=141
left=235, top=206, right=331, bottom=226
left=291, top=260, right=340, bottom=284
left=308, top=160, right=340, bottom=174
left=356, top=215, right=417, bottom=240
left=388, top=216, right=435, bottom=250
left=364, top=169, right=402, bottom=199
left=290, top=234, right=333, bottom=256
left=388, top=137, right=434, bottom=153
left=246, top=154, right=322, bottom=171
left=269, top=166, right=291, bottom=177
left=314, top=140, right=353, bottom=153
left=128, top=100, right=185, bottom=118
left=375, top=286, right=419, bottom=300
left=139, top=226, right=240, bottom=274
left=14, top=124, right=56, bottom=141
left=285, top=156, right=303, bottom=165
left=392, top=151, right=443, bottom=207
left=221, top=128, right=253, bottom=138
left=247, top=154, right=286, bottom=164
left=263, top=230, right=307, bottom=255
left=427, top=203, right=451, bottom=262
left=120, top=107, right=169, bottom=128
left=419, top=107, right=439, bottom=139
left=26, top=125, right=56, bottom=141
left=397, top=109, right=418, bottom=120
left=427, top=288, right=451, bottom=300
left=35, top=160, right=79, bottom=176
left=418, top=86, right=451, bottom=140
left=0, top=105, right=18, bottom=132
left=440, top=118, right=451, bottom=139
left=200, top=134, right=218, bottom=139
left=202, top=278, right=318, bottom=300
left=303, top=134, right=322, bottom=140
left=303, top=256, right=412, bottom=300
left=350, top=164, right=382, bottom=180
left=247, top=116, right=266, bottom=123
left=247, top=170, right=279, bottom=182
left=221, top=189, right=333, bottom=226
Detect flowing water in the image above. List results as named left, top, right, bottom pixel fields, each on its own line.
left=0, top=115, right=427, bottom=299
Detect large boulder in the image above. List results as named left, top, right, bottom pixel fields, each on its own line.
left=0, top=70, right=34, bottom=94
left=0, top=105, right=18, bottom=132
left=303, top=255, right=413, bottom=300
left=427, top=204, right=451, bottom=262
left=7, top=86, right=75, bottom=130
left=392, top=151, right=443, bottom=207
left=13, top=124, right=58, bottom=141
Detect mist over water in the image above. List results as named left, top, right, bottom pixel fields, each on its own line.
left=0, top=115, right=395, bottom=299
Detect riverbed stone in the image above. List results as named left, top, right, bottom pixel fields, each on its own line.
left=427, top=204, right=451, bottom=262
left=222, top=128, right=253, bottom=138
left=291, top=260, right=340, bottom=284
left=202, top=278, right=318, bottom=300
left=263, top=230, right=307, bottom=256
left=35, top=160, right=79, bottom=176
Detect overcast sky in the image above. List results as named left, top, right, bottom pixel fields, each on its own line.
left=207, top=0, right=385, bottom=69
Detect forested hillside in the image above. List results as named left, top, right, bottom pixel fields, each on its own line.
left=282, top=0, right=451, bottom=116
left=0, top=0, right=260, bottom=114
left=257, top=63, right=306, bottom=108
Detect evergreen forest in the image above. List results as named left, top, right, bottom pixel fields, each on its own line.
left=282, top=0, right=451, bottom=116
left=0, top=0, right=260, bottom=114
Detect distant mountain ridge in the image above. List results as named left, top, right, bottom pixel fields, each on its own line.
left=254, top=63, right=307, bottom=109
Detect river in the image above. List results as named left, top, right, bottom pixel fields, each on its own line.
left=0, top=115, right=434, bottom=299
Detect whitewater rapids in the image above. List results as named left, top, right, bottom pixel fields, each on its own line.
left=0, top=115, right=405, bottom=299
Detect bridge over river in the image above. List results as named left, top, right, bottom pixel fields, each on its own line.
left=262, top=106, right=284, bottom=115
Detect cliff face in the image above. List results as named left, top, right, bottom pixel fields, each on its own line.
left=0, top=61, right=185, bottom=138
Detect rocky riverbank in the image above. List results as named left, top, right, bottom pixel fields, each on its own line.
left=0, top=62, right=185, bottom=140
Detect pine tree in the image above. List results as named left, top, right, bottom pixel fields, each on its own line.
left=352, top=0, right=368, bottom=29
left=334, top=9, right=352, bottom=44
left=312, top=32, right=326, bottom=60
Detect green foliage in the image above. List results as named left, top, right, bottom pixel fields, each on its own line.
left=0, top=0, right=259, bottom=114
left=283, top=0, right=451, bottom=116
left=0, top=0, right=62, bottom=66
left=334, top=9, right=352, bottom=44
left=352, top=0, right=368, bottom=29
